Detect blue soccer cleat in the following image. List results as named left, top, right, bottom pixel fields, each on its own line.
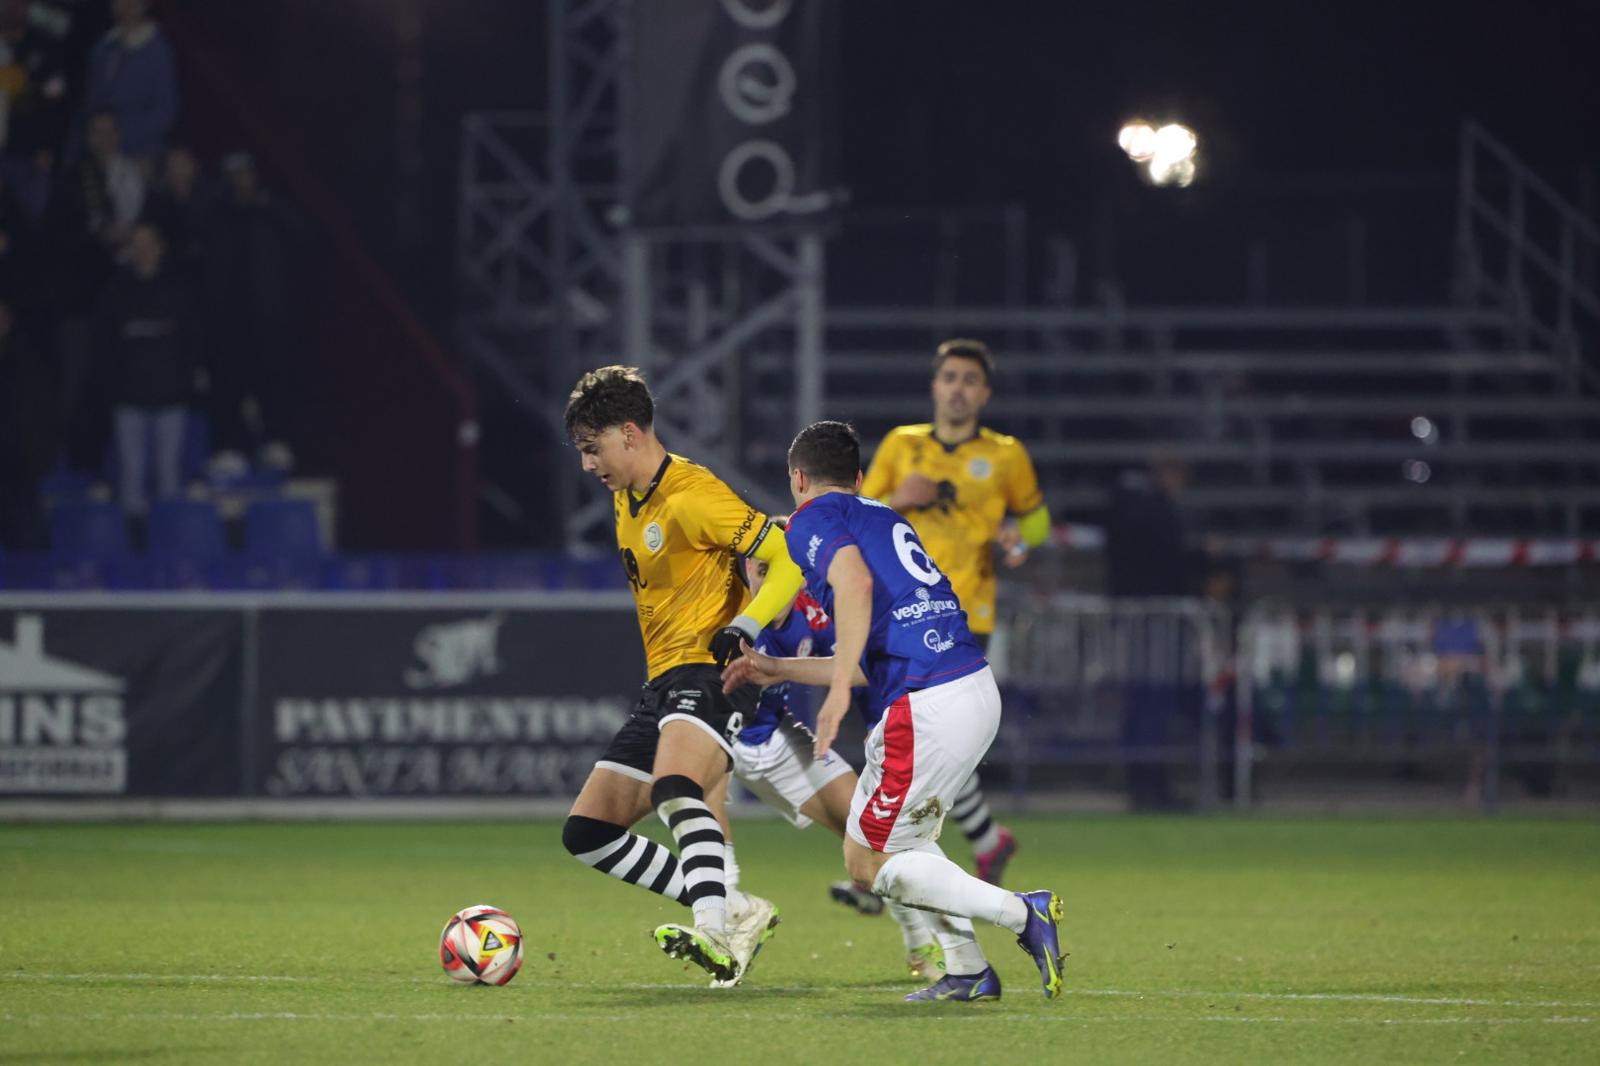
left=903, top=965, right=1002, bottom=1002
left=1013, top=889, right=1066, bottom=999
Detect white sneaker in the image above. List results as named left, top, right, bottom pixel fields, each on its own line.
left=710, top=893, right=781, bottom=988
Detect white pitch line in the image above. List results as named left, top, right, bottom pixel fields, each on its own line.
left=1074, top=988, right=1600, bottom=1010
left=0, top=1011, right=1591, bottom=1027
left=6, top=974, right=1598, bottom=1012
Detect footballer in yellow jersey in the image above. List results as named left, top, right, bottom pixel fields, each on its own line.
left=614, top=453, right=777, bottom=679
left=853, top=338, right=1050, bottom=890
left=559, top=366, right=803, bottom=986
left=861, top=422, right=1043, bottom=634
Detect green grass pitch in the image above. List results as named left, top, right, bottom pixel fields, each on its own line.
left=2, top=816, right=1596, bottom=1065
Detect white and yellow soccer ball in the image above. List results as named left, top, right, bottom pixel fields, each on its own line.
left=439, top=904, right=523, bottom=986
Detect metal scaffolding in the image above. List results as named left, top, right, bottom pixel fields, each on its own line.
left=456, top=0, right=826, bottom=549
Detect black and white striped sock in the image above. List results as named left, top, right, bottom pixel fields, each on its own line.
left=951, top=773, right=1002, bottom=854
left=654, top=775, right=726, bottom=933
left=562, top=815, right=687, bottom=903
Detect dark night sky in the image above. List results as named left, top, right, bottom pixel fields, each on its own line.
left=190, top=0, right=1600, bottom=308
left=426, top=0, right=1599, bottom=202
left=833, top=1, right=1595, bottom=209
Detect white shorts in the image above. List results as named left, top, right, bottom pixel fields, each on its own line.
left=847, top=666, right=1002, bottom=853
left=731, top=716, right=855, bottom=829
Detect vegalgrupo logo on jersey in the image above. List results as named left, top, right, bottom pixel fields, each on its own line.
left=403, top=613, right=505, bottom=689
left=0, top=615, right=128, bottom=793
left=806, top=534, right=822, bottom=567
left=892, top=586, right=959, bottom=623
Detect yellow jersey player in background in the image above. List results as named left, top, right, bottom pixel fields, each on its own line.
left=558, top=365, right=806, bottom=987
left=852, top=338, right=1051, bottom=893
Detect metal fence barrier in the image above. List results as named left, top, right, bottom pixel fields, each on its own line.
left=995, top=596, right=1600, bottom=812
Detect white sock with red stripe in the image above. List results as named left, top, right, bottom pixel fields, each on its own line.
left=873, top=841, right=1029, bottom=935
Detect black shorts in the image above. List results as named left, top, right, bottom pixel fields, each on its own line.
left=595, top=662, right=759, bottom=783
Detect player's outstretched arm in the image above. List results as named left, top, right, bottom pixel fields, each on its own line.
left=815, top=545, right=873, bottom=757
left=711, top=523, right=807, bottom=665
left=721, top=640, right=865, bottom=693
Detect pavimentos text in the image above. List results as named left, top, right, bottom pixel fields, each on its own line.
left=0, top=598, right=638, bottom=799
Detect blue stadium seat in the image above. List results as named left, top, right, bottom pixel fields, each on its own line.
left=245, top=498, right=322, bottom=560
left=241, top=498, right=323, bottom=588
left=49, top=500, right=128, bottom=558
left=146, top=499, right=227, bottom=588
left=39, top=462, right=95, bottom=508
left=45, top=501, right=130, bottom=589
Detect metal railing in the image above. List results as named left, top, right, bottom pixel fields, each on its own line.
left=995, top=596, right=1600, bottom=812
left=996, top=595, right=1233, bottom=810
left=1456, top=120, right=1600, bottom=390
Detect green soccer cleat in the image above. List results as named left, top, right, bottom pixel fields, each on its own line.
left=654, top=923, right=739, bottom=984
left=905, top=942, right=946, bottom=982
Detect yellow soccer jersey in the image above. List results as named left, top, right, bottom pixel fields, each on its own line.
left=614, top=454, right=773, bottom=679
left=861, top=425, right=1043, bottom=634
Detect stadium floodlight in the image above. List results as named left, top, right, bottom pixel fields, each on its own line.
left=1119, top=119, right=1198, bottom=187
left=1118, top=122, right=1158, bottom=162
left=1410, top=416, right=1437, bottom=443
left=1402, top=459, right=1432, bottom=484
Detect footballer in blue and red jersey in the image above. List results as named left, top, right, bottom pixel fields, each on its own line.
left=784, top=490, right=987, bottom=716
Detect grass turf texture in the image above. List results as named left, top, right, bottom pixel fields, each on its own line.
left=2, top=817, right=1596, bottom=1065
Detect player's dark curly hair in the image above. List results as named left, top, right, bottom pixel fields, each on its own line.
left=564, top=365, right=654, bottom=443
left=788, top=420, right=861, bottom=487
left=932, top=337, right=994, bottom=383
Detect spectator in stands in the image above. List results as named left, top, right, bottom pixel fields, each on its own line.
left=93, top=220, right=198, bottom=518
left=48, top=108, right=143, bottom=472
left=0, top=0, right=71, bottom=161
left=1106, top=454, right=1192, bottom=598
left=72, top=0, right=176, bottom=165
left=1106, top=453, right=1196, bottom=810
left=205, top=151, right=293, bottom=460
left=55, top=107, right=143, bottom=246
left=142, top=144, right=209, bottom=280
left=0, top=297, right=57, bottom=549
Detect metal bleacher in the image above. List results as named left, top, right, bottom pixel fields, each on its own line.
left=747, top=303, right=1599, bottom=536
left=739, top=123, right=1600, bottom=539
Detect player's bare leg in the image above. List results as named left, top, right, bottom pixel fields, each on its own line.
left=561, top=767, right=694, bottom=905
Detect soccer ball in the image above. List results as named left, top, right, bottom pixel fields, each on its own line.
left=439, top=904, right=523, bottom=986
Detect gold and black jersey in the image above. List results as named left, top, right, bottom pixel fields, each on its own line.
left=860, top=425, right=1043, bottom=634
left=615, top=454, right=773, bottom=680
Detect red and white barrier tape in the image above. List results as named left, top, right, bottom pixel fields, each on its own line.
left=1049, top=524, right=1600, bottom=567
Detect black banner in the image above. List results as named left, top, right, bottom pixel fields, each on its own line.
left=253, top=607, right=638, bottom=797
left=0, top=609, right=242, bottom=796
left=627, top=0, right=836, bottom=228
